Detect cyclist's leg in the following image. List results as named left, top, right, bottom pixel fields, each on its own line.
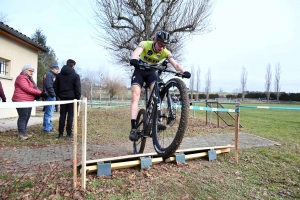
left=130, top=85, right=141, bottom=122
left=129, top=69, right=144, bottom=140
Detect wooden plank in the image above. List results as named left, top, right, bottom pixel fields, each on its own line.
left=85, top=152, right=159, bottom=165
left=218, top=148, right=231, bottom=153
left=165, top=149, right=230, bottom=163
left=73, top=100, right=78, bottom=188
left=235, top=112, right=239, bottom=164
left=84, top=147, right=231, bottom=174
left=185, top=152, right=208, bottom=160
left=175, top=145, right=233, bottom=153
left=81, top=98, right=87, bottom=189
left=81, top=145, right=233, bottom=166
left=85, top=157, right=163, bottom=174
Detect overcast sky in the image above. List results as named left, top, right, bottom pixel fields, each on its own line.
left=1, top=0, right=299, bottom=93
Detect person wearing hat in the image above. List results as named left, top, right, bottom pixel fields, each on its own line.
left=12, top=65, right=42, bottom=140
left=128, top=30, right=191, bottom=141
left=42, top=64, right=60, bottom=133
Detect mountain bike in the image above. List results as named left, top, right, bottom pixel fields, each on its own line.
left=132, top=62, right=189, bottom=158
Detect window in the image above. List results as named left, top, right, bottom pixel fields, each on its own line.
left=0, top=58, right=7, bottom=76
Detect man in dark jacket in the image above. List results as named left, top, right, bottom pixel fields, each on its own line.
left=53, top=59, right=81, bottom=139
left=43, top=65, right=59, bottom=133
left=0, top=80, right=6, bottom=102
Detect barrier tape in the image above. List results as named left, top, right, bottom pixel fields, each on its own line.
left=170, top=104, right=236, bottom=113
left=239, top=105, right=300, bottom=111
left=3, top=100, right=297, bottom=112
left=0, top=100, right=81, bottom=109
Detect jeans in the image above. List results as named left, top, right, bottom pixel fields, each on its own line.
left=43, top=96, right=56, bottom=131
left=59, top=102, right=74, bottom=135
left=16, top=107, right=32, bottom=135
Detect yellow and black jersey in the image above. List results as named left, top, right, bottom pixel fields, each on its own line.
left=138, top=41, right=173, bottom=65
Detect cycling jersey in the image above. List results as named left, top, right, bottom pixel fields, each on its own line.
left=138, top=41, right=173, bottom=65
left=131, top=41, right=173, bottom=88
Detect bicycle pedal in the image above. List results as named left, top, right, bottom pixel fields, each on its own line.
left=158, top=123, right=167, bottom=131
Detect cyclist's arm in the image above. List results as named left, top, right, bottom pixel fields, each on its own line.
left=131, top=46, right=143, bottom=59
left=169, top=57, right=185, bottom=73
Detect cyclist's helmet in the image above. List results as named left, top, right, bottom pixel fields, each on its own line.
left=155, top=31, right=170, bottom=44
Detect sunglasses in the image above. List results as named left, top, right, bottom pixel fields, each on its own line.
left=157, top=41, right=167, bottom=48
left=27, top=69, right=34, bottom=73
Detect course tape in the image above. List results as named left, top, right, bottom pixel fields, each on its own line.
left=171, top=104, right=236, bottom=113
left=0, top=100, right=81, bottom=109
left=239, top=105, right=300, bottom=111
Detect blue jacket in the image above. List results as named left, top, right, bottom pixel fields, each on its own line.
left=43, top=71, right=57, bottom=97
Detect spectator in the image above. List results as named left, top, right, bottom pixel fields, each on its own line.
left=42, top=65, right=59, bottom=133
left=0, top=80, right=6, bottom=102
left=54, top=59, right=81, bottom=139
left=172, top=95, right=178, bottom=103
left=12, top=65, right=42, bottom=140
left=55, top=104, right=59, bottom=112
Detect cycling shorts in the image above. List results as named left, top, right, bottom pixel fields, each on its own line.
left=131, top=67, right=158, bottom=88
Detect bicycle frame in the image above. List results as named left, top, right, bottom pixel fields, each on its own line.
left=133, top=62, right=190, bottom=156
left=141, top=80, right=162, bottom=137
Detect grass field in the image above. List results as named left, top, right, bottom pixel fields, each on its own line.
left=0, top=103, right=299, bottom=199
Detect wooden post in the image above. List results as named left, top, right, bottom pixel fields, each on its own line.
left=234, top=106, right=240, bottom=165
left=73, top=99, right=78, bottom=188
left=81, top=97, right=87, bottom=189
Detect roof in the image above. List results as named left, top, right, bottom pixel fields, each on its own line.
left=0, top=22, right=48, bottom=52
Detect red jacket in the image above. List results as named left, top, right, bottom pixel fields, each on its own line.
left=12, top=73, right=42, bottom=101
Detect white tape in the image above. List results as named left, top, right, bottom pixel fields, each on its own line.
left=0, top=100, right=82, bottom=109
left=257, top=106, right=269, bottom=109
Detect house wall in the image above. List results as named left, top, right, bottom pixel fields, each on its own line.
left=0, top=34, right=39, bottom=118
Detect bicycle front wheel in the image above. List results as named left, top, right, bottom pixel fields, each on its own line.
left=133, top=109, right=147, bottom=154
left=152, top=78, right=189, bottom=157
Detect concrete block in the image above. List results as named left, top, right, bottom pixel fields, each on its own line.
left=97, top=162, right=111, bottom=176
left=140, top=157, right=152, bottom=169
left=208, top=150, right=217, bottom=161
left=175, top=153, right=185, bottom=164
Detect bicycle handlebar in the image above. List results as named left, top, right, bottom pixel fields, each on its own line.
left=138, top=63, right=189, bottom=78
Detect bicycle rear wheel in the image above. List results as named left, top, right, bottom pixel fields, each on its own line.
left=152, top=78, right=189, bottom=157
left=133, top=109, right=147, bottom=154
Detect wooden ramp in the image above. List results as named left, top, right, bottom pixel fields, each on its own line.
left=77, top=145, right=233, bottom=174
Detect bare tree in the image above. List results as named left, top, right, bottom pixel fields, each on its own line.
left=274, top=62, right=282, bottom=102
left=196, top=66, right=201, bottom=101
left=240, top=66, right=248, bottom=101
left=0, top=12, right=9, bottom=23
left=265, top=64, right=272, bottom=102
left=189, top=65, right=195, bottom=100
left=80, top=69, right=106, bottom=100
left=91, top=0, right=214, bottom=72
left=103, top=76, right=127, bottom=101
left=204, top=68, right=211, bottom=100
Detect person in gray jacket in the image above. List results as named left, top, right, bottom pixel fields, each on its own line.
left=43, top=65, right=59, bottom=133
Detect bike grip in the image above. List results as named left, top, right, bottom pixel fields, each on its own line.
left=183, top=71, right=191, bottom=78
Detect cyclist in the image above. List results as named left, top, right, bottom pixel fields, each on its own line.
left=129, top=30, right=191, bottom=141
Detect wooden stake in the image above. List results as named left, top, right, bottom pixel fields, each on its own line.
left=81, top=98, right=87, bottom=189
left=73, top=99, right=78, bottom=188
left=235, top=112, right=239, bottom=165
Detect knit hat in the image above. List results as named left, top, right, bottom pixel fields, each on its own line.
left=50, top=65, right=59, bottom=70
left=22, top=65, right=34, bottom=72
